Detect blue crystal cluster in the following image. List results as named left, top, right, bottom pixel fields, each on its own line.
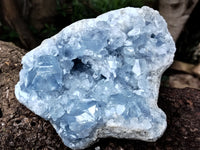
left=15, top=6, right=176, bottom=149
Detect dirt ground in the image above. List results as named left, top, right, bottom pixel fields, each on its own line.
left=0, top=41, right=200, bottom=150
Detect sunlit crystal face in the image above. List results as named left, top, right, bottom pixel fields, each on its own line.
left=15, top=6, right=175, bottom=149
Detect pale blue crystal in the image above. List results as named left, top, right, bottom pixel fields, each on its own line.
left=15, top=6, right=176, bottom=149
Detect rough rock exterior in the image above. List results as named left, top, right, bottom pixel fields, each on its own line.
left=15, top=7, right=176, bottom=149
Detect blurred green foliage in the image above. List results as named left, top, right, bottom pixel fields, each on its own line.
left=71, top=0, right=155, bottom=21
left=56, top=0, right=69, bottom=17
left=0, top=24, right=19, bottom=41
left=42, top=24, right=57, bottom=37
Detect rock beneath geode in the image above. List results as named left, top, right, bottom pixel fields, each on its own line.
left=15, top=6, right=176, bottom=149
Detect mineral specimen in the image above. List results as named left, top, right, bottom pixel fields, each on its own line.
left=15, top=6, right=176, bottom=149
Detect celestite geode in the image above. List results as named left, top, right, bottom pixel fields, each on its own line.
left=15, top=6, right=176, bottom=149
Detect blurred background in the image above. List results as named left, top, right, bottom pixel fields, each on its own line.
left=0, top=0, right=200, bottom=89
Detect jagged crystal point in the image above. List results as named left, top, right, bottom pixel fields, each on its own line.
left=15, top=6, right=176, bottom=149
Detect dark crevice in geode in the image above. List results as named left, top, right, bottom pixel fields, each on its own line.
left=100, top=75, right=107, bottom=80
left=70, top=58, right=107, bottom=80
left=71, top=58, right=91, bottom=73
left=0, top=108, right=2, bottom=118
